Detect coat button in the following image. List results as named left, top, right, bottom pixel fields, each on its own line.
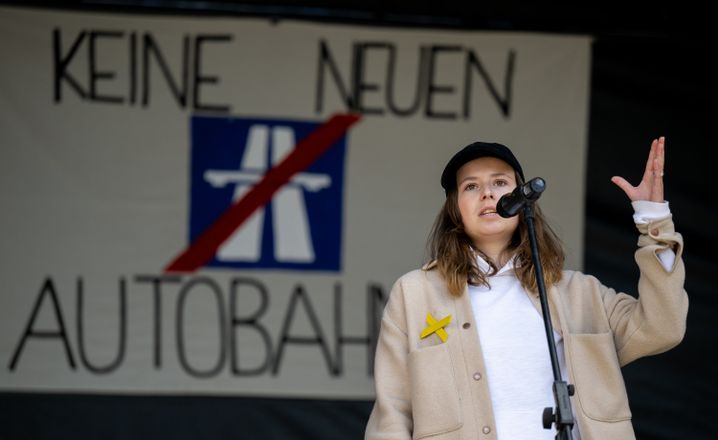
left=482, top=425, right=491, bottom=434
left=462, top=322, right=471, bottom=329
left=473, top=372, right=482, bottom=380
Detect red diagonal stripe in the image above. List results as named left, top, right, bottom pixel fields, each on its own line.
left=165, top=113, right=361, bottom=273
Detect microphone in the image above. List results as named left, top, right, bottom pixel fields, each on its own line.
left=497, top=177, right=546, bottom=218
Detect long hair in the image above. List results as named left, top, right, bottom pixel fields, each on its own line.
left=427, top=175, right=565, bottom=296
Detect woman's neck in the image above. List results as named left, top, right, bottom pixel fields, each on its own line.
left=476, top=242, right=512, bottom=268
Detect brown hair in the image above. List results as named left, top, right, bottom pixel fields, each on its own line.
left=427, top=175, right=565, bottom=296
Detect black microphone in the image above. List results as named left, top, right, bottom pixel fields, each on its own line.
left=497, top=177, right=546, bottom=218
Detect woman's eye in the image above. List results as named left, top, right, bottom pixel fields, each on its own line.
left=464, top=183, right=478, bottom=191
left=494, top=179, right=508, bottom=187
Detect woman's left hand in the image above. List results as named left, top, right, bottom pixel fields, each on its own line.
left=611, top=136, right=665, bottom=202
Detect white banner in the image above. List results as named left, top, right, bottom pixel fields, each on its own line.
left=0, top=6, right=591, bottom=399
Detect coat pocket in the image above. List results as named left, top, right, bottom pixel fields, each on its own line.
left=408, top=343, right=463, bottom=439
left=569, top=332, right=632, bottom=422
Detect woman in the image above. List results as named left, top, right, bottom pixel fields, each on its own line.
left=365, top=138, right=687, bottom=440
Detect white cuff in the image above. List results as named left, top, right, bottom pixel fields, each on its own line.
left=632, top=200, right=675, bottom=271
left=656, top=248, right=676, bottom=272
left=632, top=200, right=671, bottom=224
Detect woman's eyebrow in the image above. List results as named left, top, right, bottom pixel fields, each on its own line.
left=459, top=172, right=511, bottom=185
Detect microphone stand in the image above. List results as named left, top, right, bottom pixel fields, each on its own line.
left=523, top=201, right=576, bottom=440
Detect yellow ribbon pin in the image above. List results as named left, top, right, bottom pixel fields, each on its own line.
left=420, top=313, right=452, bottom=342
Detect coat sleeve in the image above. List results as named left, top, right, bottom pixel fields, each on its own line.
left=365, top=278, right=413, bottom=440
left=600, top=214, right=689, bottom=366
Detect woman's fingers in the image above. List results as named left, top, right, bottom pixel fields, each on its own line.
left=612, top=137, right=666, bottom=202
left=611, top=175, right=635, bottom=200
left=657, top=136, right=665, bottom=174
left=652, top=136, right=665, bottom=201
left=642, top=138, right=657, bottom=182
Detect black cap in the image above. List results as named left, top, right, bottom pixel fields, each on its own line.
left=440, top=141, right=525, bottom=195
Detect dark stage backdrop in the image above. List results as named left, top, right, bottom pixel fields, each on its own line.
left=1, top=2, right=715, bottom=439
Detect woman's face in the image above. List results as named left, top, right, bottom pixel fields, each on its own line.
left=456, top=156, right=520, bottom=251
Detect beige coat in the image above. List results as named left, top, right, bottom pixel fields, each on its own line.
left=365, top=216, right=688, bottom=440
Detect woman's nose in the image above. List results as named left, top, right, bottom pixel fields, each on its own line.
left=481, top=187, right=495, bottom=199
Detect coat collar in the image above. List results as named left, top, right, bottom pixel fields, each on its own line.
left=424, top=258, right=563, bottom=336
